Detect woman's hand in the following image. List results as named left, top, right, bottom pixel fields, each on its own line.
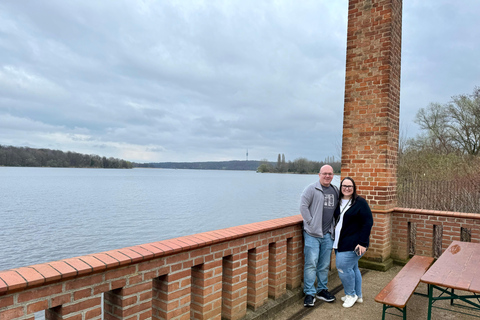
left=355, top=245, right=366, bottom=256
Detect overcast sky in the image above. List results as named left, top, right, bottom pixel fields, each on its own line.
left=1, top=1, right=479, bottom=163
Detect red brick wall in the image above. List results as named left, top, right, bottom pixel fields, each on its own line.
left=368, top=211, right=393, bottom=262
left=0, top=216, right=304, bottom=320
left=390, top=208, right=480, bottom=261
left=1, top=210, right=478, bottom=319
left=342, top=0, right=403, bottom=263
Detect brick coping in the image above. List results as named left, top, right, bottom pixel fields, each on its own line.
left=370, top=207, right=480, bottom=219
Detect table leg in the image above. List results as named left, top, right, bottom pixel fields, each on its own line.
left=451, top=288, right=454, bottom=306
left=427, top=284, right=433, bottom=320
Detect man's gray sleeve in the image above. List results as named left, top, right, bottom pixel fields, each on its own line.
left=300, top=186, right=313, bottom=225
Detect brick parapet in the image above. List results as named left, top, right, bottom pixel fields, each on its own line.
left=1, top=208, right=478, bottom=319
left=0, top=216, right=303, bottom=320
left=389, top=208, right=480, bottom=261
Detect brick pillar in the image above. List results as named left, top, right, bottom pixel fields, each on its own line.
left=152, top=271, right=191, bottom=320
left=268, top=240, right=287, bottom=299
left=104, top=282, right=152, bottom=320
left=221, top=253, right=248, bottom=320
left=286, top=235, right=303, bottom=289
left=246, top=246, right=268, bottom=310
left=342, top=0, right=402, bottom=267
left=190, top=261, right=222, bottom=320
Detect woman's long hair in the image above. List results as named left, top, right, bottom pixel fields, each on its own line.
left=339, top=177, right=358, bottom=205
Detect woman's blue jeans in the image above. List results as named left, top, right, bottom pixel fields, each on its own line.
left=303, top=231, right=333, bottom=296
left=335, top=250, right=363, bottom=297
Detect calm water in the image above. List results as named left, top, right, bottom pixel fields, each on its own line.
left=0, top=167, right=340, bottom=271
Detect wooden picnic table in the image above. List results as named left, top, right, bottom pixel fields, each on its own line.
left=420, top=240, right=480, bottom=319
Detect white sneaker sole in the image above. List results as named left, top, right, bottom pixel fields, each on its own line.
left=341, top=296, right=363, bottom=303
left=316, top=296, right=335, bottom=302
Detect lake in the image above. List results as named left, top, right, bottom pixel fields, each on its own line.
left=0, top=167, right=340, bottom=271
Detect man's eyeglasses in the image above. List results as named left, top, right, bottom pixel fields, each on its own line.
left=342, top=185, right=354, bottom=189
left=320, top=173, right=334, bottom=176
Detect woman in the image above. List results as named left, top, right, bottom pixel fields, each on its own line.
left=333, top=177, right=373, bottom=308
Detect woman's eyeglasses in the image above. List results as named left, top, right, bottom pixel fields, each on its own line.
left=342, top=185, right=354, bottom=189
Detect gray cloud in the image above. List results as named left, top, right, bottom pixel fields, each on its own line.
left=0, top=1, right=479, bottom=163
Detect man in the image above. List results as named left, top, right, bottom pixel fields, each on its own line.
left=300, top=164, right=339, bottom=307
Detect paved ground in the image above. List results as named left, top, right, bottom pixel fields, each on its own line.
left=274, top=265, right=480, bottom=320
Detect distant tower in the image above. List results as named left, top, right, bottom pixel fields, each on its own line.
left=246, top=149, right=248, bottom=161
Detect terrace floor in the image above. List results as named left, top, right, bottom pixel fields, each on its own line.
left=269, top=265, right=480, bottom=320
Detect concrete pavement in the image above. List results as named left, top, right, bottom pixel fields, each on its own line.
left=246, top=265, right=480, bottom=320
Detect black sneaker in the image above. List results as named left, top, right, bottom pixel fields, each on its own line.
left=316, top=289, right=336, bottom=302
left=304, top=295, right=316, bottom=307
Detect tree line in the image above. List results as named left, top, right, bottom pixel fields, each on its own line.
left=257, top=154, right=341, bottom=174
left=0, top=145, right=133, bottom=169
left=135, top=160, right=261, bottom=171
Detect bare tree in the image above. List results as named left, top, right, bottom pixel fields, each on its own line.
left=447, top=87, right=480, bottom=155
left=414, top=102, right=453, bottom=153
left=413, top=87, right=480, bottom=155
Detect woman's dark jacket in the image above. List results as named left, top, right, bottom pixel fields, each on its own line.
left=334, top=196, right=374, bottom=252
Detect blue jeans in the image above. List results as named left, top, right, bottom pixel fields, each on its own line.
left=335, top=250, right=363, bottom=297
left=303, top=231, right=333, bottom=296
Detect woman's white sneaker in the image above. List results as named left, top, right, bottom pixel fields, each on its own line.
left=341, top=296, right=363, bottom=303
left=342, top=295, right=358, bottom=308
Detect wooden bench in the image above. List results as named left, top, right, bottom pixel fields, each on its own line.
left=375, top=255, right=435, bottom=320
